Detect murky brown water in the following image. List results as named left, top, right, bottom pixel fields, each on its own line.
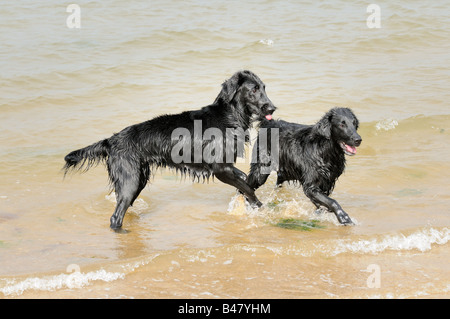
left=1, top=0, right=449, bottom=298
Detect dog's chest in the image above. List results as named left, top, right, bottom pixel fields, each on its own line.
left=313, top=152, right=345, bottom=189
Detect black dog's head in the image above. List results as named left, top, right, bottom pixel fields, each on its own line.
left=215, top=70, right=276, bottom=122
left=312, top=107, right=362, bottom=156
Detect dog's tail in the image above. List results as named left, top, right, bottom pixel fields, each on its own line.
left=63, top=138, right=110, bottom=176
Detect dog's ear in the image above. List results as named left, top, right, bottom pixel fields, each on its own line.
left=349, top=108, right=359, bottom=129
left=312, top=110, right=333, bottom=139
left=215, top=71, right=247, bottom=104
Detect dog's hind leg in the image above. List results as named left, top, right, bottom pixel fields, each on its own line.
left=214, top=165, right=263, bottom=208
left=108, top=157, right=149, bottom=230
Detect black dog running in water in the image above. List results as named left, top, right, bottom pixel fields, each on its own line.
left=64, top=70, right=276, bottom=230
left=247, top=107, right=362, bottom=225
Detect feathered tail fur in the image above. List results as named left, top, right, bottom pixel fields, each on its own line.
left=63, top=139, right=110, bottom=176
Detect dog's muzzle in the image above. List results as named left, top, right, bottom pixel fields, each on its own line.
left=262, top=103, right=276, bottom=120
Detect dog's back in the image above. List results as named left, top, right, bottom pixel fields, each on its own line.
left=259, top=118, right=308, bottom=131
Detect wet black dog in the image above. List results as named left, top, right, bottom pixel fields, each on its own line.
left=247, top=107, right=361, bottom=225
left=64, top=70, right=276, bottom=229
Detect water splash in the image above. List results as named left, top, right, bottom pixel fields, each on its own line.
left=227, top=190, right=352, bottom=226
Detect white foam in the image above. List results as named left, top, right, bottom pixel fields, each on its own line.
left=118, top=253, right=161, bottom=274
left=331, top=227, right=450, bottom=255
left=375, top=118, right=398, bottom=131
left=259, top=39, right=274, bottom=46
left=186, top=250, right=216, bottom=263
left=0, top=269, right=124, bottom=296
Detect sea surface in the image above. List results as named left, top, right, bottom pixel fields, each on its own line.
left=0, top=0, right=449, bottom=298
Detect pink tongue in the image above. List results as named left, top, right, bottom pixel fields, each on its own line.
left=265, top=114, right=272, bottom=120
left=346, top=144, right=357, bottom=154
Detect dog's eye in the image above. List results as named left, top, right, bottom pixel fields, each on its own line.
left=340, top=121, right=347, bottom=128
left=252, top=86, right=259, bottom=93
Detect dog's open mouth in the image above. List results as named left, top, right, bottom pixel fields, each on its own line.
left=341, top=142, right=357, bottom=156
left=261, top=105, right=275, bottom=121
left=263, top=109, right=275, bottom=121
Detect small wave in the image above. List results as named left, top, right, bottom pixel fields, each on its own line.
left=0, top=252, right=162, bottom=297
left=332, top=227, right=450, bottom=255
left=372, top=114, right=450, bottom=134
left=266, top=227, right=449, bottom=258
left=259, top=39, right=274, bottom=46
left=0, top=269, right=124, bottom=297
left=375, top=118, right=398, bottom=131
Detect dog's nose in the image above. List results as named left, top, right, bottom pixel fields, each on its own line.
left=353, top=136, right=362, bottom=146
left=263, top=103, right=276, bottom=114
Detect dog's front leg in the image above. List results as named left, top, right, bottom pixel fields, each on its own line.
left=275, top=172, right=287, bottom=187
left=232, top=167, right=247, bottom=181
left=305, top=189, right=353, bottom=225
left=214, top=165, right=263, bottom=208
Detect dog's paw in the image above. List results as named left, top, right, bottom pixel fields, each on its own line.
left=251, top=200, right=263, bottom=209
left=336, top=210, right=354, bottom=226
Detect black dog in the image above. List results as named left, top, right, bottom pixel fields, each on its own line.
left=64, top=70, right=276, bottom=229
left=247, top=107, right=361, bottom=225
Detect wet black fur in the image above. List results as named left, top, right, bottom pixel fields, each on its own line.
left=247, top=107, right=362, bottom=225
left=63, top=70, right=276, bottom=230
